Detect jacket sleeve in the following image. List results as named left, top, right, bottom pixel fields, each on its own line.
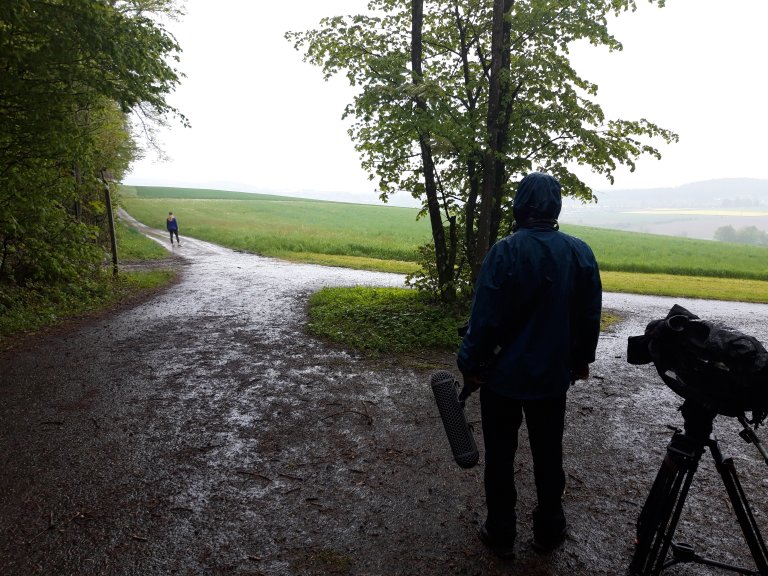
left=457, top=243, right=510, bottom=375
left=570, top=245, right=602, bottom=366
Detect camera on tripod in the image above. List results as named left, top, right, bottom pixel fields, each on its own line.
left=627, top=303, right=768, bottom=425
left=626, top=304, right=768, bottom=576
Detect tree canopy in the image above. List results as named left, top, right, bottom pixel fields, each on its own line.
left=288, top=0, right=677, bottom=302
left=0, top=0, right=185, bottom=287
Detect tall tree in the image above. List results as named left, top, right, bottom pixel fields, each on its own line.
left=412, top=0, right=456, bottom=300
left=288, top=0, right=677, bottom=301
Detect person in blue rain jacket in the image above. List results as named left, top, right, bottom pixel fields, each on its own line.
left=166, top=211, right=180, bottom=246
left=458, top=172, right=602, bottom=559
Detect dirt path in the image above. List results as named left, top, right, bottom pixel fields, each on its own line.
left=2, top=221, right=768, bottom=576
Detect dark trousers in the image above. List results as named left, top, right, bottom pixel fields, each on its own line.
left=480, top=386, right=567, bottom=539
left=169, top=229, right=179, bottom=243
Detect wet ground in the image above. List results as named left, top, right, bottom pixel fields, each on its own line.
left=2, top=218, right=768, bottom=575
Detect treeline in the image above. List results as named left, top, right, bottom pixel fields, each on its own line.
left=0, top=1, right=183, bottom=293
left=715, top=225, right=768, bottom=247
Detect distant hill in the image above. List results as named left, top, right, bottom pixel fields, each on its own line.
left=588, top=178, right=768, bottom=209
left=561, top=179, right=768, bottom=241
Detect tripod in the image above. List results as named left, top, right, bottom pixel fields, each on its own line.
left=629, top=400, right=768, bottom=576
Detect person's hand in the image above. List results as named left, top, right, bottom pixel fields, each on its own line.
left=459, top=373, right=486, bottom=401
left=571, top=364, right=590, bottom=381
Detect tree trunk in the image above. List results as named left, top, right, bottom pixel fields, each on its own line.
left=490, top=7, right=515, bottom=244
left=453, top=2, right=480, bottom=276
left=473, top=0, right=513, bottom=281
left=412, top=0, right=454, bottom=301
left=465, top=154, right=480, bottom=269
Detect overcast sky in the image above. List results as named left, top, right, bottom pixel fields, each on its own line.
left=124, top=0, right=768, bottom=205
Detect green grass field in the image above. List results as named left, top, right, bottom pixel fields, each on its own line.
left=120, top=185, right=768, bottom=301
left=121, top=186, right=430, bottom=266
left=564, top=225, right=768, bottom=280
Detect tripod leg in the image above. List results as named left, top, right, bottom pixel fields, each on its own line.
left=630, top=433, right=702, bottom=576
left=711, top=442, right=768, bottom=574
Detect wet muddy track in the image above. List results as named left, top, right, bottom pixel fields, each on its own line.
left=2, top=221, right=768, bottom=575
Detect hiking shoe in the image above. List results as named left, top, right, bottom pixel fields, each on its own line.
left=478, top=522, right=515, bottom=560
left=531, top=526, right=567, bottom=553
left=531, top=505, right=567, bottom=553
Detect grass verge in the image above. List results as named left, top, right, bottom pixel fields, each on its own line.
left=116, top=220, right=170, bottom=261
left=602, top=271, right=768, bottom=303
left=274, top=251, right=420, bottom=274
left=0, top=269, right=176, bottom=346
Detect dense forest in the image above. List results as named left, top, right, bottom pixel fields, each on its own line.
left=0, top=0, right=184, bottom=299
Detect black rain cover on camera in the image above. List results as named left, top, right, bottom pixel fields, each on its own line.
left=627, top=304, right=768, bottom=417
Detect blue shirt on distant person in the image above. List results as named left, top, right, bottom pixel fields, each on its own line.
left=166, top=211, right=180, bottom=245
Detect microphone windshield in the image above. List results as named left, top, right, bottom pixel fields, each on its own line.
left=430, top=371, right=479, bottom=469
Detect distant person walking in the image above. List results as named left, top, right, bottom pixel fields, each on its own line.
left=166, top=211, right=181, bottom=246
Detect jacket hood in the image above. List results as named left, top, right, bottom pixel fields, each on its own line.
left=512, top=172, right=562, bottom=224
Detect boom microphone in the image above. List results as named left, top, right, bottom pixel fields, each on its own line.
left=430, top=370, right=479, bottom=469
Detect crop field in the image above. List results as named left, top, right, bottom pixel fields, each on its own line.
left=121, top=186, right=768, bottom=286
